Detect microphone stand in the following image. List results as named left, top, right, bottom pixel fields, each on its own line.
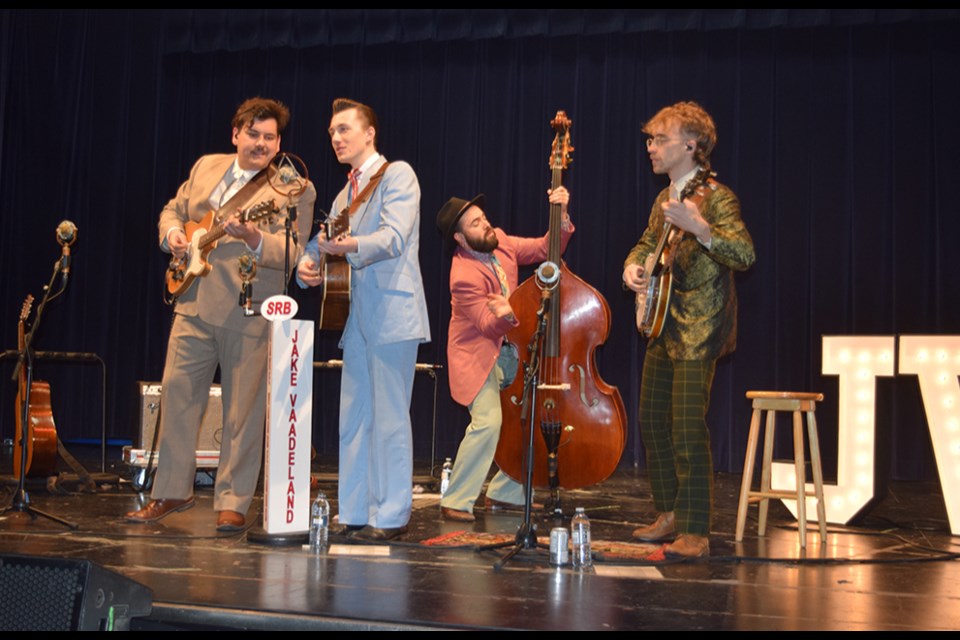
left=283, top=204, right=297, bottom=296
left=2, top=258, right=78, bottom=529
left=482, top=290, right=552, bottom=571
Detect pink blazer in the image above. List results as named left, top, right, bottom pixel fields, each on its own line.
left=446, top=225, right=573, bottom=406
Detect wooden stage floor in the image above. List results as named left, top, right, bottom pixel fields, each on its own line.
left=1, top=444, right=959, bottom=630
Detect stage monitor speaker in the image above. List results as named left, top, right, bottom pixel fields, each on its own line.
left=0, top=553, right=153, bottom=631
left=137, top=381, right=223, bottom=452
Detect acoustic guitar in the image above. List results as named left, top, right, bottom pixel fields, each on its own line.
left=13, top=295, right=58, bottom=478
left=315, top=162, right=390, bottom=331
left=316, top=211, right=351, bottom=331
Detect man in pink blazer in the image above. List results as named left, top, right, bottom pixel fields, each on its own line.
left=435, top=189, right=573, bottom=522
left=127, top=97, right=316, bottom=531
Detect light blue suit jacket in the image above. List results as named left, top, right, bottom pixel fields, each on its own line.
left=301, top=156, right=430, bottom=346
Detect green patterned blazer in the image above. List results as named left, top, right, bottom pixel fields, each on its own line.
left=625, top=179, right=756, bottom=361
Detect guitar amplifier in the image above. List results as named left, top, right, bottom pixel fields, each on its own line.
left=136, top=381, right=223, bottom=452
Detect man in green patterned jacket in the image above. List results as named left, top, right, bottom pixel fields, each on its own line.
left=623, top=101, right=756, bottom=558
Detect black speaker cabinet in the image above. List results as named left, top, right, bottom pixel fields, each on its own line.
left=0, top=553, right=153, bottom=630
left=137, top=381, right=223, bottom=452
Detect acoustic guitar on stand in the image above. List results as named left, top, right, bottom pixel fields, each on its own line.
left=13, top=295, right=58, bottom=478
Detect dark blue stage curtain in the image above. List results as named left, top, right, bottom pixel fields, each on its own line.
left=1, top=10, right=958, bottom=484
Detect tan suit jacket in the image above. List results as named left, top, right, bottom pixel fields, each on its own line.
left=158, top=153, right=316, bottom=335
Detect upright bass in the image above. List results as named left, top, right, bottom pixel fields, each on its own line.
left=495, top=111, right=627, bottom=495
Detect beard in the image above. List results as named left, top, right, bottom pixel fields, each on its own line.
left=465, top=229, right=499, bottom=253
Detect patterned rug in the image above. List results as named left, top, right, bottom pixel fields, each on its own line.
left=421, top=530, right=662, bottom=562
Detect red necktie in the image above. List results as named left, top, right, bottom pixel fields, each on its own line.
left=348, top=169, right=361, bottom=204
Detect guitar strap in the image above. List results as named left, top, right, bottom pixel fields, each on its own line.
left=681, top=177, right=715, bottom=212
left=343, top=162, right=391, bottom=217
left=666, top=175, right=717, bottom=251
left=216, top=165, right=273, bottom=221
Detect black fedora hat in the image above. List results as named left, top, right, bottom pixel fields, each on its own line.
left=436, top=194, right=486, bottom=244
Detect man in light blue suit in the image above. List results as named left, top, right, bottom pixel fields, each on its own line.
left=298, top=98, right=430, bottom=541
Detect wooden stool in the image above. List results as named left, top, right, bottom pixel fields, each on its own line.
left=735, top=391, right=828, bottom=548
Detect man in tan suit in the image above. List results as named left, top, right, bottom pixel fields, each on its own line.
left=127, top=97, right=316, bottom=531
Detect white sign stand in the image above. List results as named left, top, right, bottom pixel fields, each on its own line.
left=263, top=318, right=314, bottom=534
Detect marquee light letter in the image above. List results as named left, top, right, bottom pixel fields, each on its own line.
left=898, top=336, right=960, bottom=535
left=772, top=336, right=895, bottom=523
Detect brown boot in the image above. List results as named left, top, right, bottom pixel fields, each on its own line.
left=631, top=511, right=676, bottom=542
left=664, top=534, right=710, bottom=558
left=441, top=506, right=475, bottom=522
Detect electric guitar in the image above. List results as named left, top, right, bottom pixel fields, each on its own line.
left=635, top=168, right=716, bottom=338
left=165, top=199, right=279, bottom=300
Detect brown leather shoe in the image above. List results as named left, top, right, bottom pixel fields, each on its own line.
left=216, top=510, right=245, bottom=532
left=126, top=498, right=195, bottom=524
left=483, top=496, right=543, bottom=512
left=330, top=522, right=365, bottom=536
left=664, top=534, right=710, bottom=559
left=353, top=525, right=408, bottom=541
left=631, top=511, right=676, bottom=542
left=441, top=506, right=475, bottom=522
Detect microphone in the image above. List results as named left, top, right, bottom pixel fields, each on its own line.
left=277, top=155, right=305, bottom=230
left=280, top=162, right=301, bottom=228
left=278, top=163, right=300, bottom=185
left=56, top=220, right=78, bottom=284
left=536, top=261, right=559, bottom=286
left=273, top=152, right=309, bottom=200
left=238, top=252, right=258, bottom=316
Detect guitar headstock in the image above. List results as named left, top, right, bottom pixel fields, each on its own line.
left=241, top=199, right=281, bottom=227
left=19, top=295, right=34, bottom=323
left=549, top=110, right=574, bottom=171
left=324, top=210, right=351, bottom=240
left=680, top=168, right=717, bottom=201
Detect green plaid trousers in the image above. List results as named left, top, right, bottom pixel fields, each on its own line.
left=639, top=340, right=717, bottom=536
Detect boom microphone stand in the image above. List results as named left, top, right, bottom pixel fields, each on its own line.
left=272, top=152, right=309, bottom=296
left=2, top=242, right=78, bottom=529
left=482, top=288, right=553, bottom=571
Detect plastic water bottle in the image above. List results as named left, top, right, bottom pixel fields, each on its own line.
left=440, top=458, right=453, bottom=497
left=571, top=507, right=592, bottom=570
left=309, top=491, right=330, bottom=553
